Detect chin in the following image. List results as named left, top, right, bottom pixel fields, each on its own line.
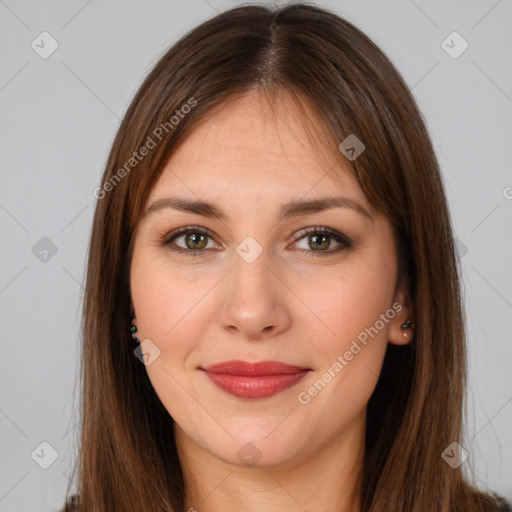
left=200, top=420, right=309, bottom=469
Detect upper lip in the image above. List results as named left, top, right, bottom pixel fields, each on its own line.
left=201, top=360, right=310, bottom=376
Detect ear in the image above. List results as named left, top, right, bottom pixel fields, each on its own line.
left=388, top=284, right=414, bottom=346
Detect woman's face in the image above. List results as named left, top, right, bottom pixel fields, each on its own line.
left=130, top=91, right=410, bottom=468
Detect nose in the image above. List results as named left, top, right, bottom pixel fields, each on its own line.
left=218, top=252, right=291, bottom=341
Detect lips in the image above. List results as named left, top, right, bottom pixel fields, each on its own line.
left=201, top=360, right=310, bottom=399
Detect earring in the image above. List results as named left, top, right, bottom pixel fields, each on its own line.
left=130, top=323, right=140, bottom=346
left=400, top=319, right=415, bottom=339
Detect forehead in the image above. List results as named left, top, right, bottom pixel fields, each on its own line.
left=147, top=90, right=369, bottom=211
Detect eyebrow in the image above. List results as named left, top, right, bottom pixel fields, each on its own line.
left=143, top=195, right=373, bottom=222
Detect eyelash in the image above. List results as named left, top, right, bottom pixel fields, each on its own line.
left=158, top=225, right=353, bottom=258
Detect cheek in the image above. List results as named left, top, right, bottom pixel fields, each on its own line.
left=131, top=243, right=203, bottom=337
left=292, top=258, right=397, bottom=352
left=130, top=248, right=216, bottom=424
left=290, top=255, right=396, bottom=413
left=130, top=245, right=222, bottom=380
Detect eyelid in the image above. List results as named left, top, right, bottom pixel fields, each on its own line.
left=291, top=226, right=352, bottom=247
left=161, top=225, right=218, bottom=243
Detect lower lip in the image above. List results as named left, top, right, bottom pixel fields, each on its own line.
left=202, top=370, right=309, bottom=399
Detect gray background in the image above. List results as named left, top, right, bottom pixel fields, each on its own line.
left=1, top=0, right=511, bottom=510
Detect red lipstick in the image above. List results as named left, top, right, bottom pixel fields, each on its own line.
left=201, top=360, right=310, bottom=399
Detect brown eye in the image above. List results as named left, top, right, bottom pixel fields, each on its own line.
left=183, top=232, right=208, bottom=250
left=307, top=233, right=331, bottom=251
left=160, top=226, right=220, bottom=255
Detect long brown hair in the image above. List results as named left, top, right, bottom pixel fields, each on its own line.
left=65, top=3, right=509, bottom=511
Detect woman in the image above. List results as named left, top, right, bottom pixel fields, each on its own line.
left=64, top=3, right=510, bottom=511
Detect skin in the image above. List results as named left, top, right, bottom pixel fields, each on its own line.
left=130, top=90, right=412, bottom=512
